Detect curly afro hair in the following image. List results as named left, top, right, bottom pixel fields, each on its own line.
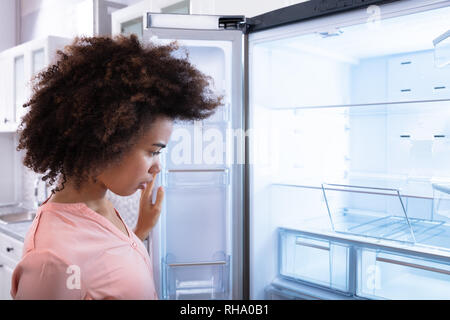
left=16, top=34, right=222, bottom=194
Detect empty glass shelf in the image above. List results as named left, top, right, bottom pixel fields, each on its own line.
left=322, top=184, right=416, bottom=243
left=322, top=183, right=450, bottom=250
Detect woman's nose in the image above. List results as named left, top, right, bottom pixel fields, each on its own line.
left=149, top=158, right=161, bottom=174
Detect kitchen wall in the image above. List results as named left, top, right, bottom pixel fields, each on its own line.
left=0, top=0, right=19, bottom=52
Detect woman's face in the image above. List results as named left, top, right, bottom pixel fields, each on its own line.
left=98, top=116, right=173, bottom=196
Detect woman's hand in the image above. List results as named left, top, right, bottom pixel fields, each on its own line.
left=134, top=173, right=164, bottom=241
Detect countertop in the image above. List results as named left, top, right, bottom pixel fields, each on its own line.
left=0, top=221, right=33, bottom=242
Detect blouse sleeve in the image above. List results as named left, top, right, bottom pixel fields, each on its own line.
left=11, top=249, right=83, bottom=300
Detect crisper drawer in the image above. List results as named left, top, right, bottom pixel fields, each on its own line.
left=162, top=252, right=230, bottom=300
left=279, top=229, right=350, bottom=293
left=357, top=249, right=450, bottom=299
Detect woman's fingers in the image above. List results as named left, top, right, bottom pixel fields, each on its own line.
left=146, top=173, right=157, bottom=195
left=154, top=186, right=164, bottom=211
left=141, top=173, right=155, bottom=195
left=140, top=173, right=159, bottom=207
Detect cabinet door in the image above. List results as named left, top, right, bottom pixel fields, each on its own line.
left=0, top=259, right=14, bottom=300
left=0, top=56, right=6, bottom=126
left=13, top=54, right=26, bottom=125
left=0, top=54, right=15, bottom=127
left=0, top=232, right=22, bottom=300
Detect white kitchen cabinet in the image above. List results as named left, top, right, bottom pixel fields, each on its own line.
left=0, top=232, right=23, bottom=300
left=0, top=36, right=72, bottom=133
left=0, top=259, right=14, bottom=300
left=0, top=54, right=14, bottom=131
left=111, top=0, right=153, bottom=38
left=76, top=0, right=127, bottom=37
left=111, top=0, right=190, bottom=38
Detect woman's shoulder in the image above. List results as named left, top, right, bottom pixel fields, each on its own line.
left=27, top=203, right=86, bottom=253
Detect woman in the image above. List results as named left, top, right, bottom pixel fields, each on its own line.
left=11, top=34, right=221, bottom=300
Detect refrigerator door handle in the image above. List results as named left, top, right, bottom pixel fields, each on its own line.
left=376, top=257, right=450, bottom=276
left=295, top=240, right=330, bottom=251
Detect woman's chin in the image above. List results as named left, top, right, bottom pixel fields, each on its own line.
left=108, top=187, right=136, bottom=197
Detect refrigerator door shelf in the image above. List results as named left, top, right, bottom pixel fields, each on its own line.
left=163, top=169, right=230, bottom=188
left=162, top=252, right=231, bottom=300
left=357, top=248, right=450, bottom=299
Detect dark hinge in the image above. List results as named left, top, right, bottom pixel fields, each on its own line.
left=218, top=16, right=246, bottom=30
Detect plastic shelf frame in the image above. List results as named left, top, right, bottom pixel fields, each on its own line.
left=321, top=183, right=417, bottom=244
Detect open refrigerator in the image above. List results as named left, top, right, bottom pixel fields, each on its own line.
left=143, top=0, right=450, bottom=300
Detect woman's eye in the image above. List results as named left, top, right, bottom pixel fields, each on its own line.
left=149, top=151, right=161, bottom=157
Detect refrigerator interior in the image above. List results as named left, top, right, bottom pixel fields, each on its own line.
left=249, top=2, right=450, bottom=299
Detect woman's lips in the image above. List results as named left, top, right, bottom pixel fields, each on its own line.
left=138, top=182, right=147, bottom=190
left=137, top=180, right=152, bottom=189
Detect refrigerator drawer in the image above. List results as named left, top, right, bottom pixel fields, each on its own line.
left=264, top=284, right=305, bottom=300
left=279, top=229, right=350, bottom=293
left=162, top=252, right=230, bottom=300
left=265, top=277, right=358, bottom=300
left=357, top=249, right=450, bottom=299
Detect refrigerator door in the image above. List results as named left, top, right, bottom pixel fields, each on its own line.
left=248, top=0, right=450, bottom=299
left=142, top=15, right=244, bottom=300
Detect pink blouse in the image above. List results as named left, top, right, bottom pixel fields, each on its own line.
left=10, top=198, right=158, bottom=300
